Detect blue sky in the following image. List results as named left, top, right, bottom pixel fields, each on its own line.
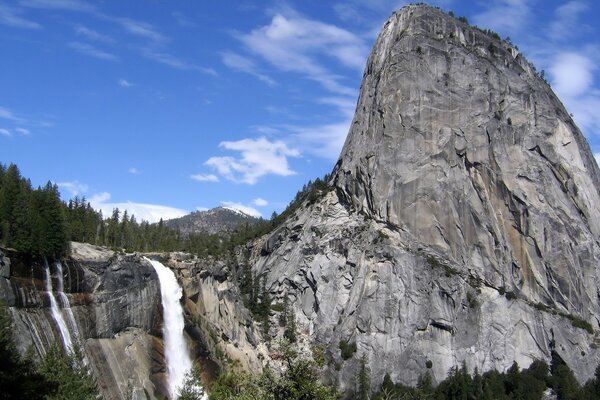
left=1, top=0, right=600, bottom=222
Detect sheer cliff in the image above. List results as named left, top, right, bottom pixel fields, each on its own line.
left=245, top=4, right=600, bottom=390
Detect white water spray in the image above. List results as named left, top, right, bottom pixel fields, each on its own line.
left=147, top=258, right=202, bottom=399
left=44, top=260, right=74, bottom=353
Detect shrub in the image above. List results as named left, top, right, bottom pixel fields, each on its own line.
left=339, top=340, right=357, bottom=360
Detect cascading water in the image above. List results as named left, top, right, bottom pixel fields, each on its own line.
left=54, top=261, right=81, bottom=344
left=44, top=260, right=74, bottom=352
left=147, top=258, right=204, bottom=399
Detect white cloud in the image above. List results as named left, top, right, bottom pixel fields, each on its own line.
left=172, top=11, right=196, bottom=28
left=253, top=198, right=268, bottom=206
left=238, top=11, right=368, bottom=95
left=141, top=49, right=217, bottom=76
left=548, top=51, right=600, bottom=136
left=69, top=42, right=118, bottom=61
left=205, top=136, right=300, bottom=184
left=117, top=18, right=166, bottom=43
left=221, top=51, right=276, bottom=86
left=594, top=152, right=600, bottom=166
left=472, top=0, right=531, bottom=36
left=548, top=1, right=590, bottom=42
left=74, top=24, right=113, bottom=42
left=190, top=173, right=219, bottom=182
left=128, top=167, right=139, bottom=174
left=15, top=127, right=30, bottom=135
left=20, top=0, right=96, bottom=12
left=550, top=52, right=594, bottom=98
left=0, top=128, right=10, bottom=137
left=221, top=201, right=262, bottom=218
left=56, top=180, right=89, bottom=197
left=89, top=192, right=188, bottom=223
left=0, top=3, right=41, bottom=29
left=195, top=206, right=209, bottom=212
left=119, top=79, right=132, bottom=87
left=0, top=106, right=22, bottom=122
left=289, top=119, right=350, bottom=160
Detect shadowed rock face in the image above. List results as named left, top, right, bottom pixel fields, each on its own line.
left=247, top=4, right=600, bottom=391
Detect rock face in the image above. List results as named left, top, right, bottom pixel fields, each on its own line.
left=0, top=244, right=164, bottom=400
left=246, top=4, right=600, bottom=392
left=165, top=207, right=259, bottom=236
left=1, top=244, right=270, bottom=400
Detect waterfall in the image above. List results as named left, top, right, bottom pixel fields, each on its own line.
left=54, top=261, right=82, bottom=345
left=44, top=260, right=74, bottom=353
left=147, top=258, right=204, bottom=399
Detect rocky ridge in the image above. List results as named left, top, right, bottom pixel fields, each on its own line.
left=239, top=3, right=600, bottom=391
left=164, top=207, right=259, bottom=236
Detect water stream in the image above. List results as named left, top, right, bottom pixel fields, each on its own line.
left=147, top=258, right=205, bottom=399
left=44, top=260, right=74, bottom=353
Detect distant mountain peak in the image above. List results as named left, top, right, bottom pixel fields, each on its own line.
left=164, top=206, right=259, bottom=236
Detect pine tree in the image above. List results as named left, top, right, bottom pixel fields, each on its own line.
left=356, top=354, right=371, bottom=400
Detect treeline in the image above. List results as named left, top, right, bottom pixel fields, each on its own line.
left=370, top=351, right=600, bottom=400
left=0, top=164, right=69, bottom=258
left=0, top=163, right=333, bottom=260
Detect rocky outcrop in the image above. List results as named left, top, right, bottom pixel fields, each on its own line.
left=239, top=4, right=600, bottom=392
left=1, top=244, right=270, bottom=399
left=0, top=244, right=165, bottom=400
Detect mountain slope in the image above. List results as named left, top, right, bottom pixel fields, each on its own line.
left=243, top=4, right=600, bottom=390
left=164, top=207, right=259, bottom=236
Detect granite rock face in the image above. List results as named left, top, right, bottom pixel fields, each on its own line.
left=245, top=4, right=600, bottom=391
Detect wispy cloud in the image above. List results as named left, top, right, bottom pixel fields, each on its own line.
left=69, top=41, right=118, bottom=61
left=0, top=106, right=23, bottom=123
left=20, top=0, right=96, bottom=12
left=472, top=0, right=532, bottom=36
left=205, top=136, right=299, bottom=184
left=548, top=1, right=591, bottom=42
left=0, top=128, right=11, bottom=137
left=253, top=198, right=268, bottom=206
left=288, top=120, right=350, bottom=160
left=190, top=173, right=219, bottom=182
left=548, top=51, right=600, bottom=136
left=238, top=10, right=368, bottom=95
left=128, top=167, right=139, bottom=174
left=117, top=17, right=167, bottom=43
left=221, top=51, right=275, bottom=86
left=15, top=127, right=30, bottom=136
left=119, top=79, right=133, bottom=87
left=74, top=24, right=113, bottom=43
left=142, top=49, right=217, bottom=76
left=594, top=152, right=600, bottom=166
left=89, top=192, right=188, bottom=223
left=0, top=3, right=41, bottom=29
left=56, top=180, right=89, bottom=197
left=221, top=201, right=262, bottom=218
left=172, top=11, right=196, bottom=28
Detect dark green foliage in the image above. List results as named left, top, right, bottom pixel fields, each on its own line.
left=37, top=345, right=99, bottom=400
left=564, top=313, right=594, bottom=334
left=458, top=16, right=468, bottom=23
left=339, top=339, right=357, bottom=360
left=178, top=368, right=206, bottom=400
left=356, top=354, right=371, bottom=400
left=505, top=290, right=517, bottom=300
left=370, top=356, right=600, bottom=400
left=0, top=304, right=49, bottom=399
left=0, top=164, right=69, bottom=258
left=283, top=309, right=297, bottom=343
left=208, top=344, right=337, bottom=400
